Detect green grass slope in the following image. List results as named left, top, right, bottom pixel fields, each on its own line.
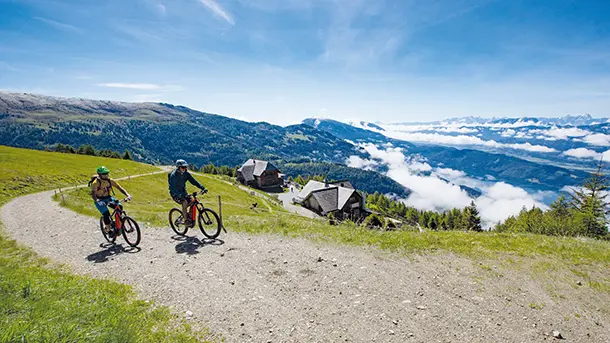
left=56, top=172, right=285, bottom=227
left=0, top=146, right=208, bottom=343
left=0, top=145, right=159, bottom=201
left=58, top=171, right=610, bottom=266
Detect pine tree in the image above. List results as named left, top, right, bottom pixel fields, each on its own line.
left=77, top=144, right=96, bottom=156
left=569, top=159, right=610, bottom=237
left=446, top=211, right=455, bottom=230
left=550, top=194, right=570, bottom=217
left=463, top=201, right=482, bottom=231
left=427, top=215, right=438, bottom=231
left=295, top=175, right=305, bottom=186
left=122, top=149, right=133, bottom=160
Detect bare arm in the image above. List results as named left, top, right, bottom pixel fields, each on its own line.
left=112, top=180, right=129, bottom=196
left=91, top=188, right=98, bottom=201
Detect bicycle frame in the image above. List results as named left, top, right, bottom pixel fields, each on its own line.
left=108, top=198, right=129, bottom=231
left=188, top=194, right=204, bottom=221
left=110, top=202, right=124, bottom=230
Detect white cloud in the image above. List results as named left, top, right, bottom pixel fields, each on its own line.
left=408, top=160, right=432, bottom=172
left=506, top=142, right=556, bottom=153
left=377, top=130, right=558, bottom=153
left=99, top=83, right=162, bottom=90
left=536, top=135, right=558, bottom=141
left=437, top=127, right=478, bottom=134
left=198, top=0, right=235, bottom=25
left=476, top=182, right=546, bottom=225
left=581, top=133, right=610, bottom=146
left=514, top=131, right=533, bottom=139
left=435, top=167, right=467, bottom=179
left=563, top=148, right=600, bottom=159
left=346, top=155, right=376, bottom=170
left=156, top=3, right=166, bottom=15
left=33, top=17, right=81, bottom=33
left=350, top=143, right=546, bottom=228
left=360, top=144, right=407, bottom=169
left=97, top=83, right=182, bottom=91
left=501, top=129, right=516, bottom=137
left=541, top=127, right=591, bottom=140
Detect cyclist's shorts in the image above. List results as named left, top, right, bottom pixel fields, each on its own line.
left=94, top=196, right=116, bottom=214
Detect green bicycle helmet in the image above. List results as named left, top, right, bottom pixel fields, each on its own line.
left=97, top=166, right=110, bottom=175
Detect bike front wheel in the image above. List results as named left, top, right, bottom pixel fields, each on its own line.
left=99, top=217, right=116, bottom=243
left=121, top=216, right=141, bottom=247
left=169, top=208, right=188, bottom=236
left=198, top=208, right=221, bottom=239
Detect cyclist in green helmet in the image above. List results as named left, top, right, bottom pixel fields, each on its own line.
left=91, top=166, right=132, bottom=234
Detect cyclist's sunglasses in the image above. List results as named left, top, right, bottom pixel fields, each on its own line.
left=179, top=166, right=187, bottom=169
left=99, top=173, right=109, bottom=176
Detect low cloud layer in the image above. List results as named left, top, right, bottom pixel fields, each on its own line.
left=377, top=129, right=558, bottom=153
left=563, top=148, right=610, bottom=160
left=563, top=148, right=601, bottom=159
left=580, top=133, right=610, bottom=146
left=349, top=144, right=547, bottom=228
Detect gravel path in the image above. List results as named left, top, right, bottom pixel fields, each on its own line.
left=2, top=190, right=609, bottom=342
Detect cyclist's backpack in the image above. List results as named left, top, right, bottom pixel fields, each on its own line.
left=88, top=174, right=99, bottom=187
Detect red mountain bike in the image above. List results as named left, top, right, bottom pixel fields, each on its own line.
left=99, top=198, right=141, bottom=247
left=169, top=190, right=222, bottom=239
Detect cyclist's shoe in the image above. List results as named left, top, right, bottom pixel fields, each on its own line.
left=104, top=224, right=112, bottom=234
left=185, top=219, right=194, bottom=228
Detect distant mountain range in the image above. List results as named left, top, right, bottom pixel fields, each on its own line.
left=0, top=92, right=412, bottom=197
left=0, top=92, right=595, bottom=205
left=0, top=92, right=367, bottom=166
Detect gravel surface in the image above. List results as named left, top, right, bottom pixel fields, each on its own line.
left=2, top=190, right=609, bottom=342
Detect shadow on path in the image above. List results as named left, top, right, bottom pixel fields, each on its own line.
left=173, top=235, right=224, bottom=255
left=86, top=242, right=141, bottom=263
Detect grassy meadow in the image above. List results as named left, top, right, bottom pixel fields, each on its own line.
left=57, top=170, right=610, bottom=267
left=0, top=146, right=209, bottom=343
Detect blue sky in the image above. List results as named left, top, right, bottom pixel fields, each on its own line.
left=1, top=0, right=609, bottom=125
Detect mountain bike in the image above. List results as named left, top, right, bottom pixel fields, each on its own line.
left=98, top=198, right=141, bottom=247
left=169, top=190, right=222, bottom=239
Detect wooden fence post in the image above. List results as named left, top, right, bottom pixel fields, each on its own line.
left=218, top=195, right=226, bottom=233
left=59, top=187, right=66, bottom=205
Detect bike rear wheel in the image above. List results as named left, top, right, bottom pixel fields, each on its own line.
left=99, top=217, right=116, bottom=243
left=198, top=208, right=221, bottom=239
left=121, top=216, right=141, bottom=247
left=169, top=208, right=188, bottom=236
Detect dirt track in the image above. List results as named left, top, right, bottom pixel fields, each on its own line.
left=2, top=189, right=608, bottom=342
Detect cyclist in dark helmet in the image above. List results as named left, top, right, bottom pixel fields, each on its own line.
left=168, top=159, right=207, bottom=227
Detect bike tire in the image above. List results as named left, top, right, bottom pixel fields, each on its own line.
left=198, top=208, right=221, bottom=239
left=99, top=216, right=116, bottom=243
left=169, top=208, right=188, bottom=236
left=121, top=216, right=141, bottom=247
